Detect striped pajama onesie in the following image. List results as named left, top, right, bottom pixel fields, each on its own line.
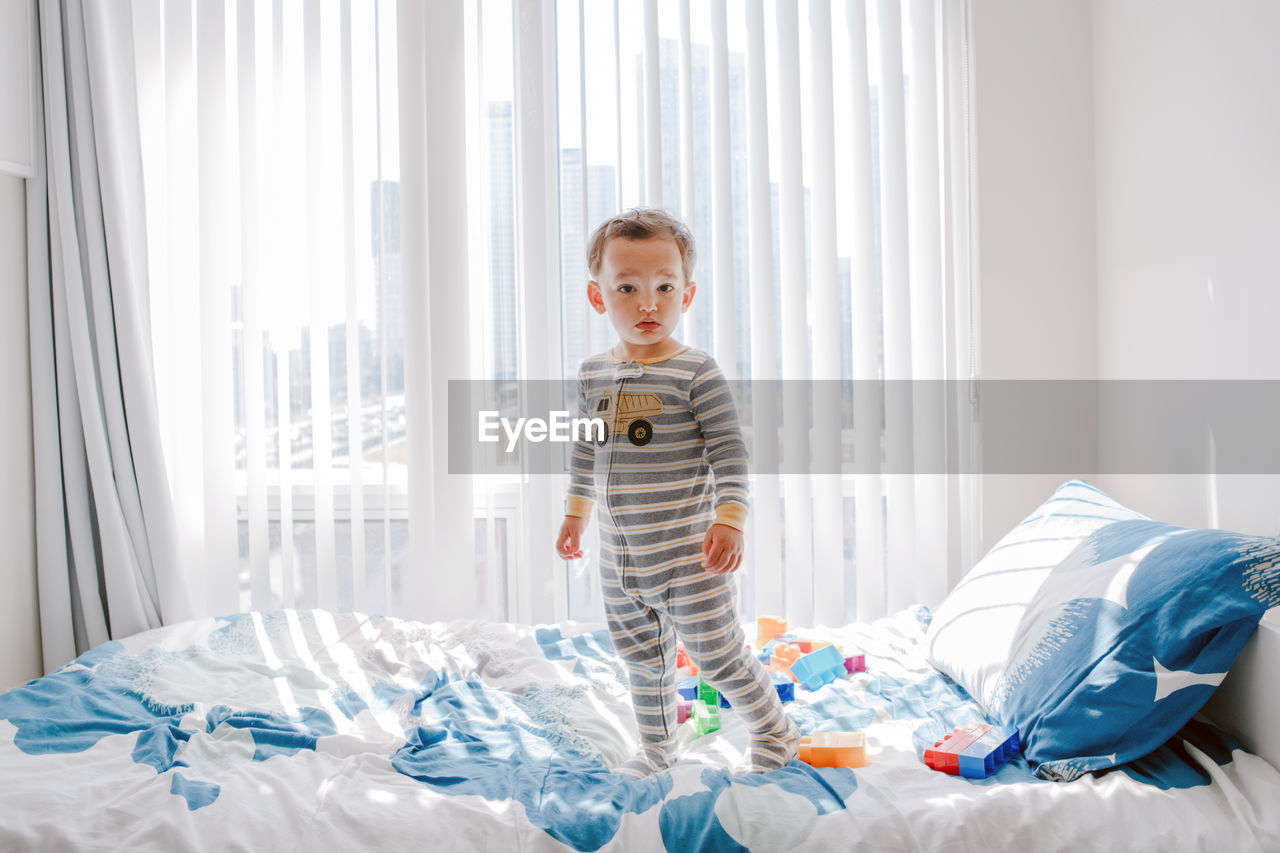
left=565, top=346, right=799, bottom=776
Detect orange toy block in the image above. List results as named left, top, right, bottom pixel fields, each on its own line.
left=756, top=616, right=787, bottom=650
left=769, top=643, right=802, bottom=682
left=798, top=732, right=866, bottom=768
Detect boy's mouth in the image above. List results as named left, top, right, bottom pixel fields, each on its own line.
left=636, top=320, right=660, bottom=331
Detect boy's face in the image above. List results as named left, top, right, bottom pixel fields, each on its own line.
left=588, top=236, right=695, bottom=358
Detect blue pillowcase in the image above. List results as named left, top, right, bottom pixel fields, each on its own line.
left=926, top=479, right=1280, bottom=781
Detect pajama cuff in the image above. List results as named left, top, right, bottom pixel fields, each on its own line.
left=713, top=503, right=748, bottom=532
left=565, top=496, right=595, bottom=519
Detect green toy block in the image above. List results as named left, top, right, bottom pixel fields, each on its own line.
left=697, top=675, right=719, bottom=708
left=692, top=699, right=721, bottom=736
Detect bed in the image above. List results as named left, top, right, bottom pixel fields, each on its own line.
left=3, top=481, right=1279, bottom=851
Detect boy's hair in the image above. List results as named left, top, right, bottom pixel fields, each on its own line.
left=586, top=208, right=696, bottom=283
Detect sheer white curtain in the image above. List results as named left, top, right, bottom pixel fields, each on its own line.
left=130, top=0, right=974, bottom=627
left=131, top=0, right=448, bottom=621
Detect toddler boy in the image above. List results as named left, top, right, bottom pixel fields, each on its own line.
left=555, top=208, right=799, bottom=777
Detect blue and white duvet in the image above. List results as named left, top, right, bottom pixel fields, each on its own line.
left=1, top=607, right=1277, bottom=851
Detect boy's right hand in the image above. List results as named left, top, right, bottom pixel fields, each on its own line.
left=556, top=515, right=587, bottom=560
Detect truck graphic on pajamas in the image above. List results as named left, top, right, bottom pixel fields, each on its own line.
left=594, top=392, right=663, bottom=446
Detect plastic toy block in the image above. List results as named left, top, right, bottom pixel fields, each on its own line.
left=717, top=678, right=794, bottom=707
left=794, top=640, right=813, bottom=654
left=769, top=643, right=802, bottom=680
left=692, top=699, right=721, bottom=736
left=697, top=676, right=719, bottom=708
left=676, top=646, right=689, bottom=670
left=798, top=732, right=866, bottom=768
left=677, top=698, right=693, bottom=724
left=844, top=654, right=866, bottom=674
left=923, top=724, right=1020, bottom=778
left=678, top=676, right=699, bottom=701
left=757, top=650, right=772, bottom=664
left=756, top=616, right=788, bottom=650
left=790, top=645, right=846, bottom=691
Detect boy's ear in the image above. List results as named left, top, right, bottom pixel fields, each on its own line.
left=681, top=282, right=696, bottom=312
left=587, top=281, right=607, bottom=315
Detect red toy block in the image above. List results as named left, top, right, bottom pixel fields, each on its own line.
left=798, top=732, right=866, bottom=768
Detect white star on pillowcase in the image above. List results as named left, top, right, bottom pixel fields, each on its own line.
left=1152, top=658, right=1228, bottom=703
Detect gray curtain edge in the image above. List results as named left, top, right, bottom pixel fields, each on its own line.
left=29, top=0, right=194, bottom=674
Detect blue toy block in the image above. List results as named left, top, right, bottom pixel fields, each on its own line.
left=678, top=676, right=699, bottom=701
left=957, top=727, right=1021, bottom=778
left=789, top=644, right=846, bottom=691
left=717, top=678, right=793, bottom=707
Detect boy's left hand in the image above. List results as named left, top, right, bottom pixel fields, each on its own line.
left=702, top=524, right=744, bottom=574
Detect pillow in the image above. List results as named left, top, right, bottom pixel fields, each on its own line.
left=925, top=479, right=1280, bottom=781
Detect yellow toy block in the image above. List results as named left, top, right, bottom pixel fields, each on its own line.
left=798, top=732, right=866, bottom=768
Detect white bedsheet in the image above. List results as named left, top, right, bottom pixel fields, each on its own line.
left=1, top=607, right=1276, bottom=852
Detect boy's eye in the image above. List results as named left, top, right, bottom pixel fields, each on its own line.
left=618, top=284, right=635, bottom=293
left=659, top=283, right=675, bottom=292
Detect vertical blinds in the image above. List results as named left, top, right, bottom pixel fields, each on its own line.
left=131, top=0, right=973, bottom=628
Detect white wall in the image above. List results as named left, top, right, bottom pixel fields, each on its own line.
left=974, top=0, right=1280, bottom=771
left=1090, top=0, right=1280, bottom=769
left=971, top=0, right=1280, bottom=550
left=969, top=0, right=1098, bottom=549
left=1092, top=0, right=1280, bottom=537
left=0, top=173, right=40, bottom=693
left=0, top=0, right=39, bottom=693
